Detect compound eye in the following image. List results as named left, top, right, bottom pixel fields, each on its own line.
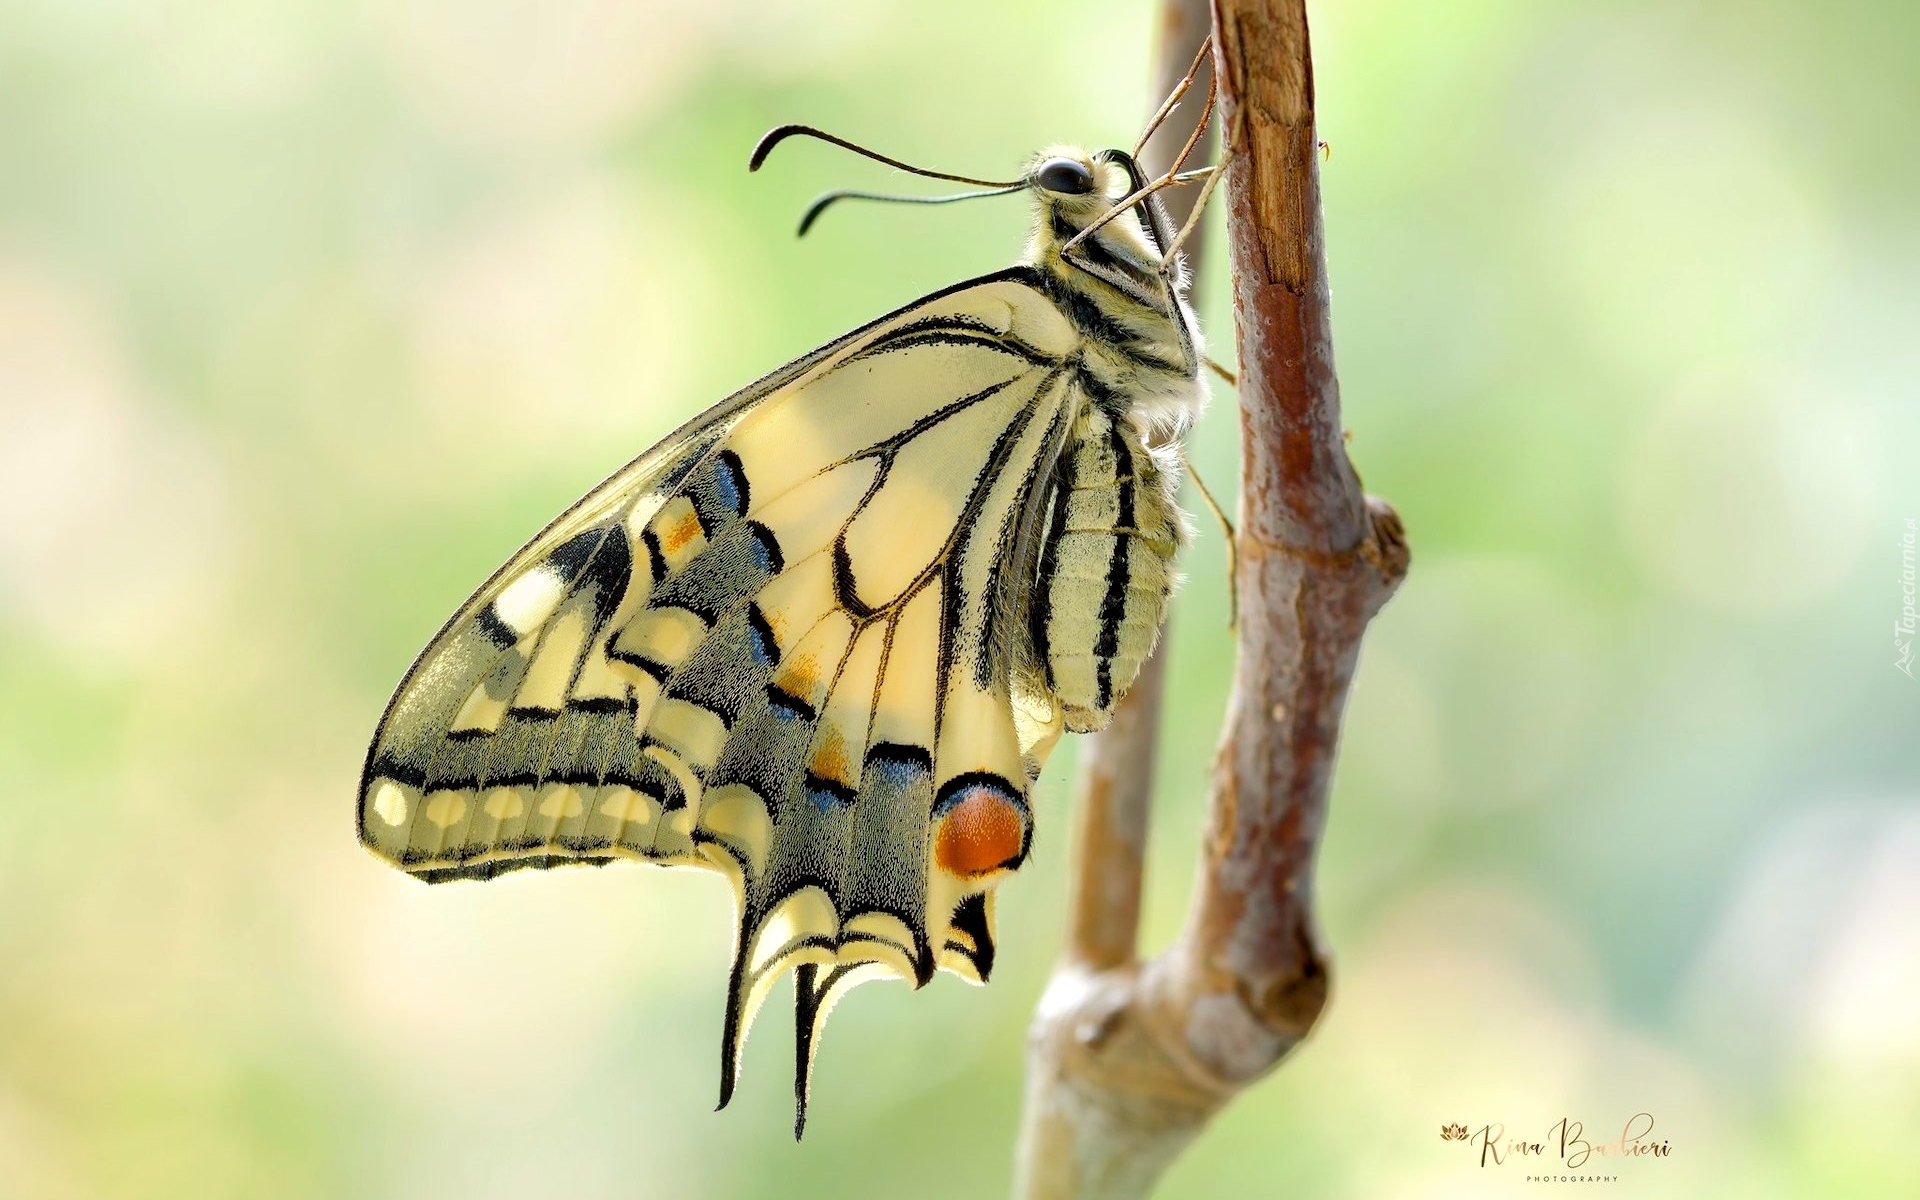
left=1034, top=158, right=1095, bottom=196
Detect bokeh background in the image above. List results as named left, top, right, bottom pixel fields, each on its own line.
left=2, top=0, right=1915, bottom=1195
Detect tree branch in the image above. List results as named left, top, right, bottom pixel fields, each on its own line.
left=1010, top=0, right=1410, bottom=1195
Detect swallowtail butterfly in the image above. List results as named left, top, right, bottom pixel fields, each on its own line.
left=359, top=108, right=1217, bottom=1135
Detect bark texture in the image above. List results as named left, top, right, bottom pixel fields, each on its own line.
left=1010, top=1, right=1409, bottom=1195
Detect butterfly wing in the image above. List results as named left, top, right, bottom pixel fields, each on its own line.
left=358, top=266, right=1083, bottom=1128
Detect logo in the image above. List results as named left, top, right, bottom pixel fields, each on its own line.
left=1898, top=518, right=1917, bottom=678
left=1441, top=1113, right=1672, bottom=1183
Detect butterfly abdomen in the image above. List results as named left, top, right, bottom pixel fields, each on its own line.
left=1033, top=407, right=1182, bottom=733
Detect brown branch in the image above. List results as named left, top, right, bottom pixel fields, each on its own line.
left=1010, top=0, right=1410, bottom=1196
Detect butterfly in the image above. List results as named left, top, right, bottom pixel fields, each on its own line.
left=358, top=110, right=1219, bottom=1135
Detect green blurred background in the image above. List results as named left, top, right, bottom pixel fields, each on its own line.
left=2, top=0, right=1914, bottom=1195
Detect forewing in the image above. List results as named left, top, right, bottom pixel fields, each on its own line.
left=358, top=268, right=1080, bottom=1129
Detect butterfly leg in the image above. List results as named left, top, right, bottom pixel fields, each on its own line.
left=1138, top=108, right=1241, bottom=382
left=1156, top=125, right=1236, bottom=270
left=1059, top=108, right=1239, bottom=385
left=1133, top=34, right=1215, bottom=159
left=1064, top=73, right=1219, bottom=257
left=1177, top=437, right=1239, bottom=632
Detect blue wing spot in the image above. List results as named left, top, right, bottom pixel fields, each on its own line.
left=743, top=521, right=784, bottom=575
left=715, top=450, right=749, bottom=516
left=767, top=684, right=815, bottom=722
left=864, top=742, right=933, bottom=792
left=932, top=770, right=1026, bottom=818
left=803, top=772, right=856, bottom=812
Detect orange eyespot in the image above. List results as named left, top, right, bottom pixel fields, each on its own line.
left=662, top=509, right=704, bottom=554
left=808, top=728, right=852, bottom=790
left=774, top=654, right=818, bottom=698
left=934, top=781, right=1028, bottom=877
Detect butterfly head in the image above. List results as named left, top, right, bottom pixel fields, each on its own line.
left=1022, top=145, right=1177, bottom=282
left=1023, top=144, right=1206, bottom=429
left=1026, top=150, right=1104, bottom=199
left=753, top=128, right=1184, bottom=294
left=1024, top=146, right=1143, bottom=227
left=750, top=124, right=1200, bottom=399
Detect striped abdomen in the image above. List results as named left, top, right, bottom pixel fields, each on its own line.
left=1032, top=407, right=1182, bottom=732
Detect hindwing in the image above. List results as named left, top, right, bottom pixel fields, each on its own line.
left=358, top=267, right=1084, bottom=1130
